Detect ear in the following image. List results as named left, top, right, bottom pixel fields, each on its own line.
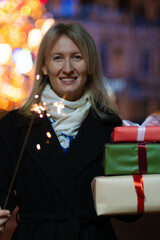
left=42, top=65, right=48, bottom=75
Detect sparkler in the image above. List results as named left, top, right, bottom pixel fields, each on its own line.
left=53, top=102, right=65, bottom=114
left=53, top=95, right=66, bottom=115
left=3, top=116, right=34, bottom=209
left=3, top=97, right=46, bottom=209
left=46, top=132, right=52, bottom=138
left=3, top=90, right=65, bottom=209
left=36, top=74, right=40, bottom=80
left=36, top=144, right=41, bottom=150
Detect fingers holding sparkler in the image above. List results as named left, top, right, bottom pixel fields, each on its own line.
left=0, top=208, right=10, bottom=237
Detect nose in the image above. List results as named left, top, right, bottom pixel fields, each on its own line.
left=62, top=59, right=74, bottom=74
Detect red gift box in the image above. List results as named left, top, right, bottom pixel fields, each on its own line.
left=113, top=112, right=160, bottom=142
left=112, top=126, right=160, bottom=142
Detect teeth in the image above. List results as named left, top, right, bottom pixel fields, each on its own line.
left=61, top=78, right=75, bottom=82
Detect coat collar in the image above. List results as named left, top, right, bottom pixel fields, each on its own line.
left=65, top=110, right=114, bottom=179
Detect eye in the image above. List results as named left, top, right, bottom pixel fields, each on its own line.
left=53, top=55, right=62, bottom=61
left=73, top=55, right=82, bottom=60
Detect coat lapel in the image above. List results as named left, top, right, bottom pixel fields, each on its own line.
left=66, top=110, right=114, bottom=179
left=17, top=115, right=78, bottom=211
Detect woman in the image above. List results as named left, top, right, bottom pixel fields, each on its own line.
left=0, top=23, right=132, bottom=240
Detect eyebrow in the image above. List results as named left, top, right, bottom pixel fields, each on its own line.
left=51, top=51, right=82, bottom=56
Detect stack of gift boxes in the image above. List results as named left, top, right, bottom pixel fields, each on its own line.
left=92, top=112, right=160, bottom=215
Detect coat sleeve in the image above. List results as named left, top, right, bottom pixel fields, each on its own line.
left=113, top=214, right=142, bottom=223
left=0, top=114, right=17, bottom=212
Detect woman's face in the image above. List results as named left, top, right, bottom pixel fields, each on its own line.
left=43, top=35, right=88, bottom=101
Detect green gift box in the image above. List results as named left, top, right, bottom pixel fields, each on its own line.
left=104, top=143, right=160, bottom=175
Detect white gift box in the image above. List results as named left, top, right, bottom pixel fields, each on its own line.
left=92, top=174, right=160, bottom=215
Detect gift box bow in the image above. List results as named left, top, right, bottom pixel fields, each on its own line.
left=122, top=112, right=160, bottom=142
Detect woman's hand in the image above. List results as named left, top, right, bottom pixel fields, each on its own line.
left=0, top=208, right=10, bottom=237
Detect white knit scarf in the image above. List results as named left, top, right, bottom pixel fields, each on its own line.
left=41, top=84, right=91, bottom=150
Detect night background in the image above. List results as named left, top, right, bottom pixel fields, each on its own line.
left=0, top=0, right=160, bottom=239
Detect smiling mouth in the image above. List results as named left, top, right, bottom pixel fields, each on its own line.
left=59, top=77, right=77, bottom=82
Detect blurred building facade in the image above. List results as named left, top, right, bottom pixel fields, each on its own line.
left=48, top=0, right=160, bottom=23
left=82, top=19, right=160, bottom=121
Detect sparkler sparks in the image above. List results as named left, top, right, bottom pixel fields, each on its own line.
left=53, top=102, right=64, bottom=114
left=36, top=74, right=40, bottom=80
left=46, top=131, right=52, bottom=138
left=31, top=103, right=46, bottom=119
left=31, top=103, right=45, bottom=113
left=36, top=144, right=41, bottom=150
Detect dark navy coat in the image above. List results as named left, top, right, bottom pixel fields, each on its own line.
left=0, top=108, right=126, bottom=240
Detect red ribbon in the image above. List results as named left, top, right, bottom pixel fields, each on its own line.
left=133, top=175, right=145, bottom=213
left=138, top=143, right=147, bottom=173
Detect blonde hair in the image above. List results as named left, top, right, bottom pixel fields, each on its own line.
left=20, top=22, right=116, bottom=119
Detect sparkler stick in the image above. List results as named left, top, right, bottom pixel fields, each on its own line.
left=3, top=79, right=65, bottom=209
left=3, top=91, right=46, bottom=209
left=3, top=75, right=48, bottom=209
left=3, top=116, right=34, bottom=209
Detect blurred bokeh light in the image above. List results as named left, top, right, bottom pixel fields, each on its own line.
left=0, top=0, right=53, bottom=112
